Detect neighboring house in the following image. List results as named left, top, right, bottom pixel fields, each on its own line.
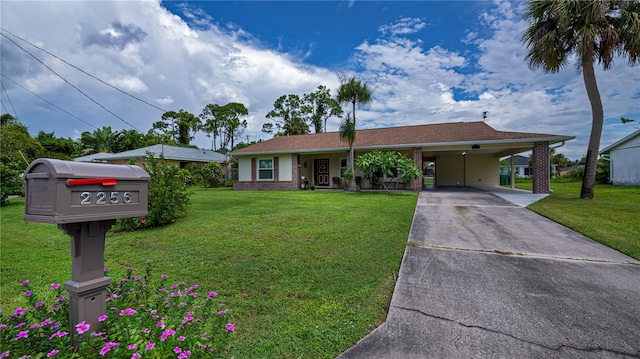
left=231, top=121, right=574, bottom=194
left=502, top=155, right=532, bottom=178
left=74, top=144, right=230, bottom=174
left=599, top=129, right=640, bottom=186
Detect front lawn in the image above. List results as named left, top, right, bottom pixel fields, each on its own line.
left=0, top=189, right=417, bottom=358
left=515, top=180, right=640, bottom=260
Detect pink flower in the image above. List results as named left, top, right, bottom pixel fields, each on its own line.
left=98, top=315, right=108, bottom=322
left=51, top=322, right=60, bottom=330
left=217, top=310, right=228, bottom=315
left=13, top=307, right=25, bottom=316
left=145, top=343, right=155, bottom=351
left=99, top=342, right=119, bottom=355
left=104, top=267, right=110, bottom=272
left=49, top=330, right=68, bottom=339
left=0, top=351, right=9, bottom=359
left=160, top=329, right=176, bottom=341
left=177, top=336, right=185, bottom=341
left=14, top=330, right=29, bottom=340
left=226, top=323, right=235, bottom=332
left=161, top=274, right=167, bottom=279
left=119, top=308, right=137, bottom=316
left=174, top=347, right=183, bottom=354
left=75, top=321, right=90, bottom=335
left=141, top=219, right=147, bottom=225
left=146, top=259, right=153, bottom=263
left=156, top=321, right=165, bottom=328
left=182, top=316, right=193, bottom=325
left=133, top=276, right=141, bottom=281
left=128, top=344, right=137, bottom=350
left=20, top=280, right=29, bottom=286
left=50, top=283, right=60, bottom=290
left=25, top=290, right=32, bottom=297
left=177, top=350, right=191, bottom=359
left=36, top=301, right=44, bottom=307
left=132, top=354, right=141, bottom=359
left=208, top=291, right=217, bottom=298
left=47, top=349, right=60, bottom=357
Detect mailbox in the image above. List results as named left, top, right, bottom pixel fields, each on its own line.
left=24, top=158, right=149, bottom=224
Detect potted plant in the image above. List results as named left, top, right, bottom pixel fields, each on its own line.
left=310, top=182, right=316, bottom=190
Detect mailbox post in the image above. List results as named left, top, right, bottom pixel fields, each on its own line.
left=23, top=159, right=149, bottom=347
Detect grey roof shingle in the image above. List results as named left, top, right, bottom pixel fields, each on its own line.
left=74, top=145, right=227, bottom=163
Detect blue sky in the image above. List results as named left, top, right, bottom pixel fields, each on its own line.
left=1, top=1, right=639, bottom=160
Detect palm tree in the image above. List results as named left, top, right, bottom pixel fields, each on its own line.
left=522, top=0, right=640, bottom=199
left=339, top=113, right=356, bottom=190
left=80, top=126, right=122, bottom=154
left=336, top=76, right=373, bottom=191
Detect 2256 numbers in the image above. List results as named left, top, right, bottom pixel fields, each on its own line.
left=80, top=191, right=133, bottom=205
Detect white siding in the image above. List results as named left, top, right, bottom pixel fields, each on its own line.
left=238, top=157, right=251, bottom=181
left=279, top=155, right=293, bottom=181
left=437, top=154, right=499, bottom=186
left=437, top=155, right=465, bottom=186
left=610, top=135, right=640, bottom=186
left=466, top=154, right=499, bottom=187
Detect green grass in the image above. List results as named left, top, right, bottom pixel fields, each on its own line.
left=515, top=180, right=640, bottom=260
left=1, top=188, right=417, bottom=358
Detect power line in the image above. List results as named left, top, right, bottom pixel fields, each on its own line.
left=1, top=74, right=99, bottom=130
left=1, top=80, right=19, bottom=119
left=0, top=32, right=142, bottom=132
left=1, top=28, right=169, bottom=113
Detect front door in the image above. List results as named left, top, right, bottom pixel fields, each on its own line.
left=315, top=159, right=330, bottom=186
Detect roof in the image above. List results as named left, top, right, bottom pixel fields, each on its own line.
left=599, top=129, right=640, bottom=154
left=74, top=144, right=227, bottom=163
left=232, top=121, right=574, bottom=156
left=503, top=155, right=530, bottom=166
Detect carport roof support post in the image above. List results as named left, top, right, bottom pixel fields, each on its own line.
left=532, top=142, right=550, bottom=194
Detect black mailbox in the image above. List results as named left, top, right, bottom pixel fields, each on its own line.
left=24, top=158, right=149, bottom=224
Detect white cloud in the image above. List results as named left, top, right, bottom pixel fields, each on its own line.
left=1, top=0, right=637, bottom=160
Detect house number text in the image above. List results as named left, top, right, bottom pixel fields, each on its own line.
left=80, top=191, right=133, bottom=205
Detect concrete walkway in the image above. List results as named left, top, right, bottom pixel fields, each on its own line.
left=338, top=187, right=640, bottom=358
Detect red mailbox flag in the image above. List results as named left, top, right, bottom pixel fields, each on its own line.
left=66, top=178, right=118, bottom=186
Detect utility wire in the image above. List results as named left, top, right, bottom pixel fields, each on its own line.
left=0, top=32, right=142, bottom=132
left=1, top=80, right=19, bottom=119
left=2, top=74, right=99, bottom=130
left=1, top=28, right=168, bottom=113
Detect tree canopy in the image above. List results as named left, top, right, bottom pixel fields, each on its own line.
left=522, top=0, right=640, bottom=199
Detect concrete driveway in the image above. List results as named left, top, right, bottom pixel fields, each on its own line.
left=338, top=187, right=640, bottom=358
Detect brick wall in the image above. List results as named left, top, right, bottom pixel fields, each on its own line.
left=412, top=147, right=423, bottom=192
left=532, top=141, right=550, bottom=194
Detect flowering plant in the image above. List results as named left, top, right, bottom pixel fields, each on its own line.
left=0, top=260, right=235, bottom=358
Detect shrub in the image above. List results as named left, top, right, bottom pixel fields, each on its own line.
left=201, top=162, right=224, bottom=189
left=0, top=163, right=23, bottom=207
left=0, top=260, right=235, bottom=358
left=117, top=154, right=191, bottom=230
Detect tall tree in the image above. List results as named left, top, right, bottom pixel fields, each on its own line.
left=522, top=0, right=640, bottom=199
left=201, top=103, right=248, bottom=151
left=302, top=85, right=343, bottom=133
left=160, top=110, right=201, bottom=146
left=200, top=104, right=223, bottom=150
left=36, top=131, right=80, bottom=159
left=219, top=102, right=249, bottom=152
left=263, top=94, right=309, bottom=136
left=336, top=76, right=373, bottom=191
left=79, top=126, right=122, bottom=154
left=339, top=113, right=356, bottom=190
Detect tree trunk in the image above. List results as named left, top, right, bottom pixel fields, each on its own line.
left=580, top=55, right=604, bottom=200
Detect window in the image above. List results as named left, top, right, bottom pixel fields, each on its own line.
left=258, top=159, right=273, bottom=180
left=340, top=158, right=348, bottom=177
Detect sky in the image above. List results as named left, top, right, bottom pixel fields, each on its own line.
left=1, top=0, right=639, bottom=160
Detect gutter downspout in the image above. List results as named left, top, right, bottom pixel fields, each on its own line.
left=510, top=154, right=515, bottom=189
